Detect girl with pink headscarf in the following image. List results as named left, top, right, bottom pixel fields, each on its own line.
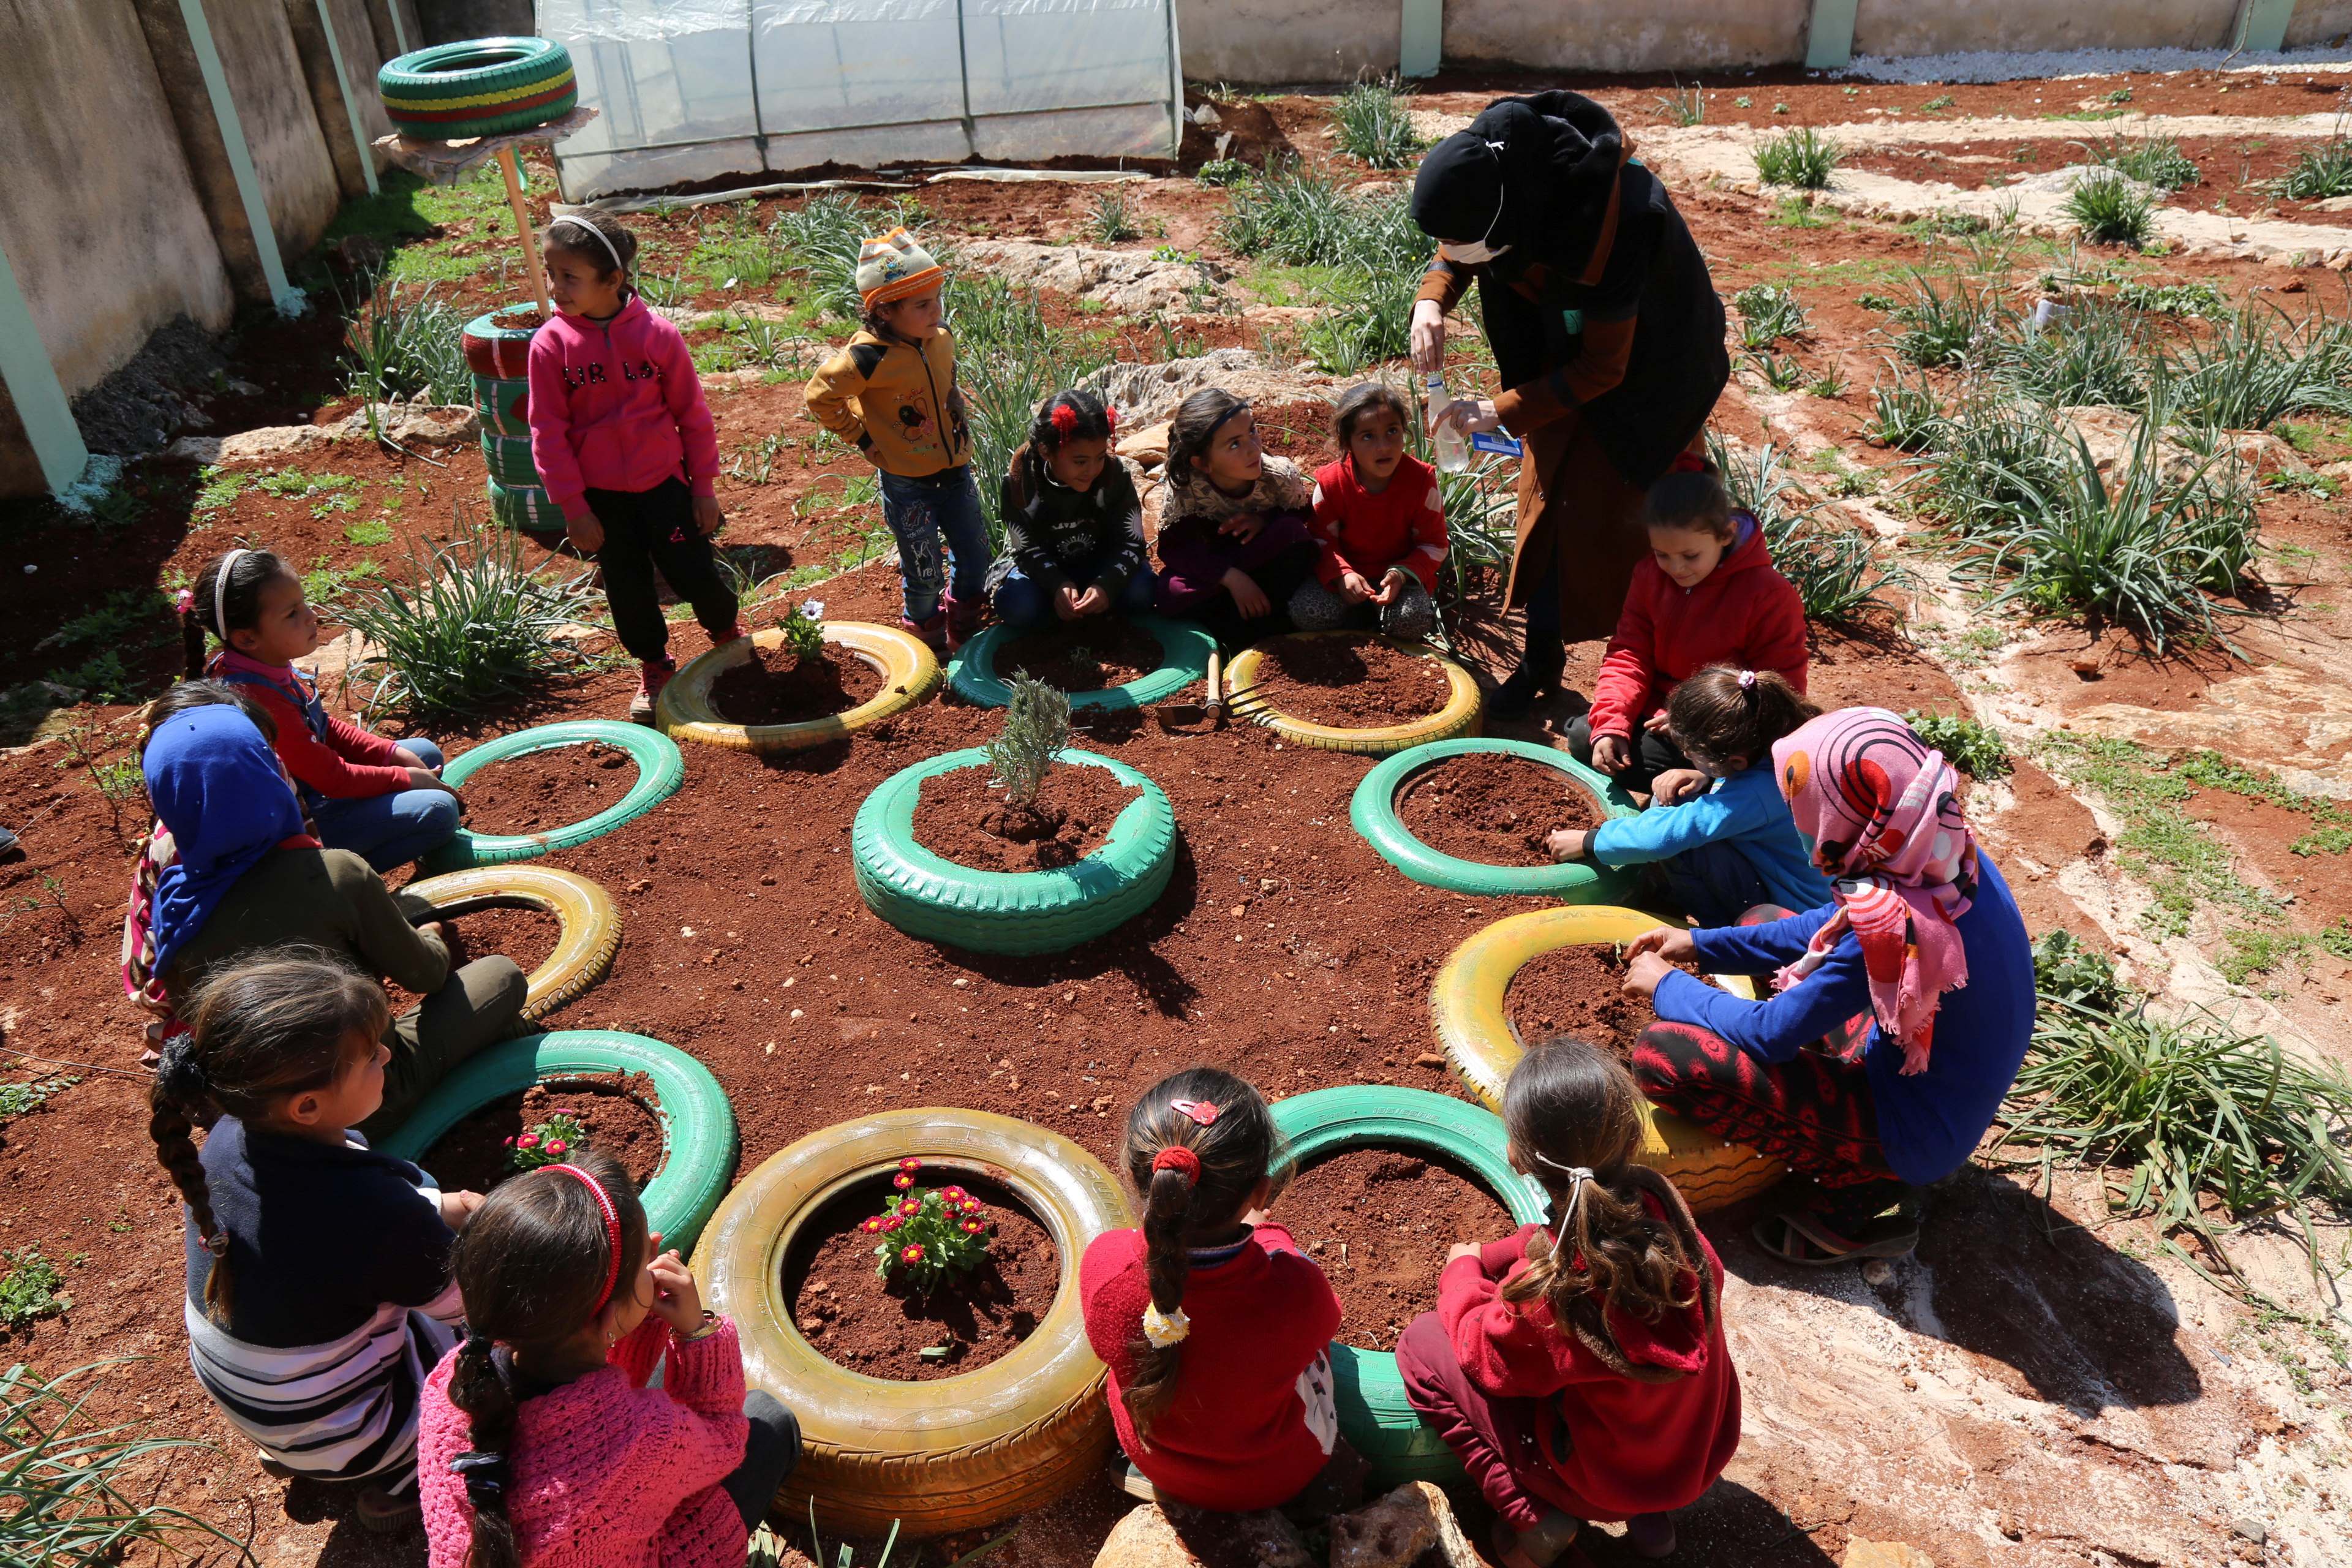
left=1616, top=707, right=2035, bottom=1265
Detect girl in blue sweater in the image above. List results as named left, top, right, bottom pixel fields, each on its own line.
left=1617, top=707, right=2035, bottom=1265
left=1548, top=665, right=1833, bottom=925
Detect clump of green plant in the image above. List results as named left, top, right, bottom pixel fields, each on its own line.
left=503, top=1110, right=587, bottom=1172
left=1650, top=79, right=1704, bottom=127
left=1333, top=76, right=1423, bottom=167
left=1215, top=163, right=1424, bottom=273
left=1086, top=189, right=1139, bottom=245
left=1864, top=363, right=1946, bottom=450
left=0, top=1077, right=74, bottom=1125
left=341, top=279, right=470, bottom=410
left=2065, top=169, right=2155, bottom=247
left=1708, top=431, right=1905, bottom=624
left=193, top=466, right=244, bottom=516
left=1902, top=710, right=2012, bottom=777
left=340, top=511, right=600, bottom=715
left=2272, top=130, right=2352, bottom=201
left=55, top=722, right=145, bottom=848
left=986, top=671, right=1072, bottom=810
left=1921, top=94, right=1956, bottom=113
left=1754, top=127, right=1842, bottom=190
left=1733, top=283, right=1808, bottom=349
left=0, top=1247, right=69, bottom=1329
left=1741, top=350, right=1807, bottom=392
left=771, top=194, right=934, bottom=320
left=1301, top=265, right=1419, bottom=376
left=2114, top=275, right=2226, bottom=317
left=2031, top=929, right=2125, bottom=1012
left=1891, top=270, right=2011, bottom=369
left=2090, top=132, right=2198, bottom=191
left=1997, top=297, right=2152, bottom=409
left=1194, top=157, right=1254, bottom=187
left=2160, top=300, right=2352, bottom=432
left=776, top=597, right=827, bottom=662
left=861, top=1158, right=996, bottom=1296
left=949, top=279, right=1112, bottom=542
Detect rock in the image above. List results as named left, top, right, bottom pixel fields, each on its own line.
left=167, top=404, right=480, bottom=467
left=1331, top=1482, right=1482, bottom=1568
left=1084, top=349, right=1345, bottom=428
left=1843, top=1542, right=1936, bottom=1568
left=2056, top=405, right=2305, bottom=483
left=2233, top=1518, right=2267, bottom=1544
left=959, top=239, right=1231, bottom=315
left=1090, top=1502, right=1310, bottom=1568
left=1192, top=102, right=1221, bottom=127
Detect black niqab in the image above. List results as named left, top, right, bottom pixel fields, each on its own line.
left=1410, top=92, right=1627, bottom=274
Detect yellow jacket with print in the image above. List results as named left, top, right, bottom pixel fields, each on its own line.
left=802, top=326, right=970, bottom=478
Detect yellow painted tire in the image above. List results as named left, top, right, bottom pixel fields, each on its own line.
left=692, top=1109, right=1133, bottom=1538
left=402, top=865, right=619, bottom=1022
left=1225, top=633, right=1482, bottom=755
left=1430, top=904, right=1787, bottom=1214
left=657, top=622, right=941, bottom=752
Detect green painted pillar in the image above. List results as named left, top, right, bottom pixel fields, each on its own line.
left=1401, top=0, right=1441, bottom=78
left=2239, top=0, right=2299, bottom=52
left=1806, top=0, right=1860, bottom=70
left=314, top=0, right=381, bottom=196
left=177, top=0, right=306, bottom=315
left=0, top=236, right=91, bottom=496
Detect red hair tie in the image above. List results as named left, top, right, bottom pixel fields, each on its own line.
left=1669, top=450, right=1708, bottom=474
left=1050, top=402, right=1079, bottom=436
left=1104, top=405, right=1120, bottom=433
left=1152, top=1146, right=1202, bottom=1179
left=544, top=1164, right=624, bottom=1311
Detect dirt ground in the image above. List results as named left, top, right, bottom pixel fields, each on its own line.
left=4, top=61, right=2352, bottom=1568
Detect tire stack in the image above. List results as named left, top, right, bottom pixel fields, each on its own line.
left=461, top=304, right=561, bottom=536
left=377, top=36, right=576, bottom=141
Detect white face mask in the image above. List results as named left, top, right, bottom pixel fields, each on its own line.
left=1438, top=239, right=1507, bottom=265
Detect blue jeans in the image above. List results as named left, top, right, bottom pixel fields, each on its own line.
left=878, top=467, right=993, bottom=623
left=309, top=739, right=462, bottom=872
left=992, top=556, right=1158, bottom=628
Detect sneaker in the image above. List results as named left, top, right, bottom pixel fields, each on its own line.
left=709, top=621, right=745, bottom=648
left=629, top=659, right=675, bottom=725
left=901, top=612, right=948, bottom=651
left=356, top=1483, right=421, bottom=1534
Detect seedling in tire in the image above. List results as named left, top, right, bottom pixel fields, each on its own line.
left=862, top=1159, right=995, bottom=1293
left=777, top=598, right=827, bottom=662
left=505, top=1110, right=589, bottom=1171
left=986, top=672, right=1071, bottom=809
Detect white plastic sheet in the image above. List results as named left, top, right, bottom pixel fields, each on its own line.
left=539, top=0, right=1180, bottom=199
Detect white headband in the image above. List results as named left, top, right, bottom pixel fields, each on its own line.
left=213, top=548, right=247, bottom=640
left=549, top=215, right=625, bottom=276
left=1532, top=1152, right=1596, bottom=1250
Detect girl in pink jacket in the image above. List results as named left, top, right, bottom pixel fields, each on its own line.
left=417, top=1153, right=799, bottom=1568
left=527, top=214, right=740, bottom=723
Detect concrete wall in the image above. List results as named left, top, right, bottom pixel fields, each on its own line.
left=2286, top=1, right=2352, bottom=45
left=1181, top=0, right=1400, bottom=86
left=1850, top=0, right=2238, bottom=57
left=1447, top=0, right=1809, bottom=71
left=208, top=0, right=342, bottom=252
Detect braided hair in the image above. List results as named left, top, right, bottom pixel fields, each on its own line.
left=148, top=951, right=389, bottom=1324
left=1005, top=388, right=1118, bottom=513
left=1115, top=1068, right=1279, bottom=1442
left=445, top=1150, right=649, bottom=1568
left=181, top=549, right=295, bottom=678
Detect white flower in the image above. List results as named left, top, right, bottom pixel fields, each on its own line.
left=801, top=598, right=825, bottom=621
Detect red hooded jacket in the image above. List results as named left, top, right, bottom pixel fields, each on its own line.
left=1435, top=1212, right=1740, bottom=1521
left=1588, top=512, right=1807, bottom=741
left=526, top=292, right=720, bottom=526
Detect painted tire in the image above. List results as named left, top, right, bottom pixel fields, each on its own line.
left=1430, top=903, right=1786, bottom=1213
left=402, top=865, right=620, bottom=1022
left=851, top=748, right=1175, bottom=955
left=378, top=37, right=576, bottom=141
left=483, top=434, right=539, bottom=488
left=473, top=373, right=529, bottom=437
left=948, top=615, right=1215, bottom=711
left=1224, top=634, right=1483, bottom=756
left=381, top=1029, right=736, bottom=1254
left=486, top=478, right=564, bottom=535
left=421, top=721, right=684, bottom=872
left=1351, top=738, right=1638, bottom=900
left=657, top=623, right=942, bottom=753
left=1267, top=1086, right=1547, bottom=1487
left=461, top=304, right=542, bottom=380
left=692, top=1107, right=1133, bottom=1537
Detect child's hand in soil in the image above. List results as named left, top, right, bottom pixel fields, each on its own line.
left=438, top=1189, right=486, bottom=1231
left=1626, top=925, right=1696, bottom=965
left=647, top=1245, right=704, bottom=1334
left=1621, top=951, right=1676, bottom=1000
left=1223, top=568, right=1272, bottom=619
left=566, top=513, right=606, bottom=555
left=1547, top=827, right=1589, bottom=862
left=1218, top=513, right=1266, bottom=544
left=1650, top=769, right=1708, bottom=805
left=692, top=494, right=723, bottom=536
left=1590, top=734, right=1631, bottom=774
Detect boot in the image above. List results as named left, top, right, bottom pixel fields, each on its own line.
left=944, top=594, right=985, bottom=653
left=901, top=611, right=948, bottom=651
left=1489, top=630, right=1565, bottom=720
left=628, top=658, right=675, bottom=725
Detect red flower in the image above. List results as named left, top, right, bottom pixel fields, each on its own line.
left=899, top=1197, right=921, bottom=1215
left=897, top=1158, right=922, bottom=1172
left=545, top=1139, right=568, bottom=1156
left=881, top=1214, right=904, bottom=1233
left=861, top=1216, right=885, bottom=1234
left=502, top=1136, right=516, bottom=1147
left=940, top=1185, right=968, bottom=1203
left=960, top=1218, right=985, bottom=1235
left=516, top=1133, right=540, bottom=1150
left=892, top=1172, right=915, bottom=1189
left=900, top=1243, right=925, bottom=1265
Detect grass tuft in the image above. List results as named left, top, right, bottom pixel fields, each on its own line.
left=1902, top=710, right=2012, bottom=777
left=1732, top=283, right=1807, bottom=349
left=2273, top=130, right=2352, bottom=201
left=2064, top=169, right=2155, bottom=248
left=1332, top=77, right=1424, bottom=168
left=1754, top=127, right=1842, bottom=190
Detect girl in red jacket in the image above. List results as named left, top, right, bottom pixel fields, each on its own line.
left=1079, top=1069, right=1359, bottom=1515
left=1572, top=466, right=1806, bottom=796
left=184, top=547, right=461, bottom=871
left=528, top=214, right=740, bottom=723
left=1290, top=383, right=1448, bottom=641
left=1398, top=1041, right=1740, bottom=1568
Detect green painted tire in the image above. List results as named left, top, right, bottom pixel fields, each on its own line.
left=423, top=720, right=684, bottom=872
left=461, top=304, right=541, bottom=380
left=1350, top=738, right=1639, bottom=900
left=379, top=37, right=576, bottom=141
left=851, top=748, right=1176, bottom=954
left=380, top=1030, right=736, bottom=1254
left=1268, top=1085, right=1547, bottom=1487
left=484, top=433, right=539, bottom=488
left=473, top=373, right=529, bottom=437
left=486, top=478, right=564, bottom=535
left=947, top=615, right=1215, bottom=712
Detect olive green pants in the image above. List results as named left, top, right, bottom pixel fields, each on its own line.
left=358, top=957, right=529, bottom=1143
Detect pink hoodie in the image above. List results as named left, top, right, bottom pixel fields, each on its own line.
left=526, top=293, right=721, bottom=525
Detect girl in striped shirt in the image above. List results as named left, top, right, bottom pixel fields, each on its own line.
left=150, top=952, right=486, bottom=1534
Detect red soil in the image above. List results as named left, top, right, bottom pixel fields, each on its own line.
left=995, top=619, right=1165, bottom=692
left=1394, top=752, right=1599, bottom=866
left=1504, top=945, right=1709, bottom=1060
left=912, top=759, right=1142, bottom=872
left=708, top=647, right=886, bottom=725
left=458, top=740, right=638, bottom=837
left=1273, top=1148, right=1514, bottom=1352
left=1245, top=633, right=1453, bottom=728
left=421, top=1071, right=667, bottom=1196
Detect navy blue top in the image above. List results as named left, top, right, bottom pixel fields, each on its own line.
left=1652, top=854, right=2035, bottom=1185
left=1589, top=764, right=1836, bottom=916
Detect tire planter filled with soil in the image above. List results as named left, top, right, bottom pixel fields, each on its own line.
left=461, top=306, right=560, bottom=535
left=1265, top=1086, right=1546, bottom=1487
left=1273, top=1148, right=1515, bottom=1352
left=659, top=624, right=943, bottom=753
left=1429, top=904, right=1785, bottom=1214
left=949, top=614, right=1215, bottom=711
left=421, top=720, right=684, bottom=872
left=1224, top=632, right=1482, bottom=755
left=418, top=1070, right=667, bottom=1194
left=380, top=1030, right=736, bottom=1252
left=402, top=865, right=620, bottom=1021
left=1351, top=737, right=1636, bottom=900
left=851, top=748, right=1176, bottom=955
left=692, top=1107, right=1133, bottom=1537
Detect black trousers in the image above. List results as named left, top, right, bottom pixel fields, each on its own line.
left=1566, top=712, right=1694, bottom=796
left=584, top=477, right=737, bottom=665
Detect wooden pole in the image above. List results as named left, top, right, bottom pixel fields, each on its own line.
left=500, top=145, right=552, bottom=315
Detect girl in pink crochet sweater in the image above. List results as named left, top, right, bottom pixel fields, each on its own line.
left=417, top=1153, right=799, bottom=1568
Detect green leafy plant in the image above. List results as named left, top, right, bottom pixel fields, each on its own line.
left=1754, top=127, right=1842, bottom=190
left=0, top=1077, right=75, bottom=1124
left=1085, top=189, right=1139, bottom=244
left=0, top=1248, right=69, bottom=1329
left=1707, top=431, right=1904, bottom=623
left=1864, top=363, right=1946, bottom=450
left=1194, top=157, right=1254, bottom=187
left=1902, top=710, right=2012, bottom=777
left=1333, top=76, right=1424, bottom=167
left=1807, top=361, right=1851, bottom=400
left=341, top=279, right=470, bottom=410
left=1733, top=283, right=1808, bottom=349
left=863, top=1159, right=995, bottom=1294
left=1215, top=163, right=1424, bottom=273
left=2114, top=275, right=2226, bottom=317
left=777, top=597, right=827, bottom=662
left=985, top=673, right=1071, bottom=809
left=193, top=466, right=244, bottom=515
left=1300, top=265, right=1418, bottom=375
left=2090, top=132, right=2198, bottom=191
left=692, top=206, right=785, bottom=292
left=255, top=469, right=358, bottom=499
left=1649, top=79, right=1705, bottom=127
left=2064, top=169, right=2155, bottom=248
left=2159, top=300, right=2352, bottom=432
left=1997, top=297, right=2152, bottom=409
left=771, top=194, right=933, bottom=320
left=1922, top=94, right=1956, bottom=112
left=1741, top=350, right=1806, bottom=392
left=2273, top=130, right=2352, bottom=200
left=2030, top=929, right=2125, bottom=1012
left=503, top=1111, right=587, bottom=1172
left=55, top=722, right=145, bottom=848
left=1891, top=270, right=2011, bottom=368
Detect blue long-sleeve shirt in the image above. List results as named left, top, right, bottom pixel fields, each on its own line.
left=1588, top=765, right=1834, bottom=915
left=1651, top=854, right=2035, bottom=1185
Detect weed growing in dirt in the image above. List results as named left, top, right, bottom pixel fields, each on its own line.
left=192, top=466, right=243, bottom=515
left=1195, top=158, right=1254, bottom=187
left=693, top=206, right=785, bottom=292
left=949, top=279, right=1112, bottom=543
left=55, top=722, right=144, bottom=848
left=1891, top=270, right=2012, bottom=368
left=2160, top=301, right=2352, bottom=432
left=341, top=279, right=469, bottom=411
left=1740, top=350, right=1807, bottom=392
left=1902, top=710, right=2011, bottom=777
left=1732, top=284, right=1807, bottom=349
left=2090, top=132, right=2198, bottom=191
left=2031, top=929, right=2126, bottom=1012
left=1333, top=77, right=1424, bottom=167
left=1302, top=265, right=1417, bottom=375
left=2273, top=130, right=2352, bottom=201
left=1649, top=79, right=1705, bottom=127
left=1215, top=164, right=1423, bottom=273
left=986, top=673, right=1071, bottom=807
left=1768, top=195, right=1832, bottom=228
left=1921, top=94, right=1956, bottom=112
left=1864, top=363, right=1946, bottom=450
left=255, top=470, right=357, bottom=500
left=0, top=1246, right=69, bottom=1328
left=43, top=650, right=140, bottom=707
left=2064, top=170, right=2155, bottom=248
left=1807, top=361, right=1851, bottom=399
left=342, top=518, right=393, bottom=548
left=1753, top=127, right=1842, bottom=190
left=341, top=512, right=600, bottom=717
left=1086, top=189, right=1140, bottom=245
left=35, top=589, right=169, bottom=660
left=1997, top=298, right=2153, bottom=409
left=0, top=1077, right=75, bottom=1124
left=2114, top=275, right=2227, bottom=317
left=2220, top=924, right=2352, bottom=987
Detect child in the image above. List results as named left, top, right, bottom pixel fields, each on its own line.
left=1548, top=665, right=1834, bottom=927
left=418, top=1152, right=801, bottom=1568
left=1079, top=1068, right=1356, bottom=1515
left=1572, top=466, right=1806, bottom=796
left=1153, top=390, right=1321, bottom=649
left=151, top=952, right=483, bottom=1533
left=183, top=548, right=460, bottom=871
left=1289, top=383, right=1447, bottom=642
left=805, top=228, right=992, bottom=650
left=527, top=213, right=740, bottom=723
left=990, top=389, right=1154, bottom=628
left=1397, top=1040, right=1740, bottom=1568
